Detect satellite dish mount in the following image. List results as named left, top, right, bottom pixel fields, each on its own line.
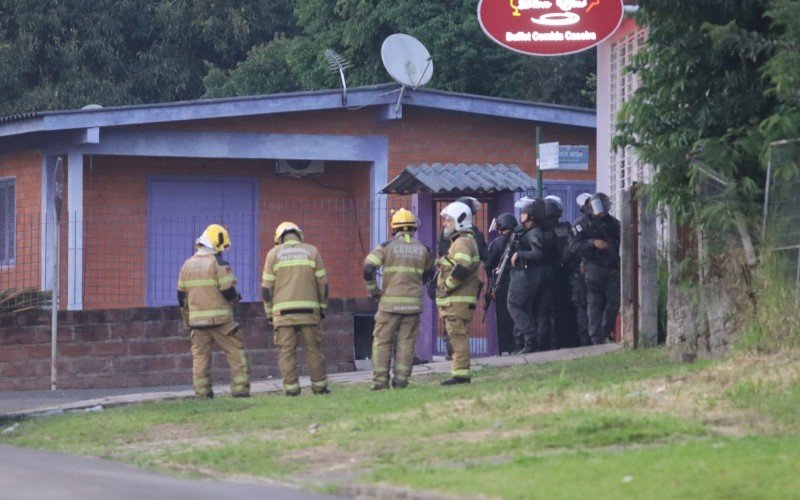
left=381, top=34, right=434, bottom=114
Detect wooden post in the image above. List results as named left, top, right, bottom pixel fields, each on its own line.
left=638, top=190, right=658, bottom=347
left=620, top=186, right=638, bottom=347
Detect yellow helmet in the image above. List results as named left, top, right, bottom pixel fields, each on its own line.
left=274, top=221, right=302, bottom=244
left=198, top=224, right=231, bottom=253
left=390, top=208, right=417, bottom=232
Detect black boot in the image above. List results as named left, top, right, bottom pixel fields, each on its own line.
left=441, top=376, right=471, bottom=386
left=515, top=339, right=538, bottom=354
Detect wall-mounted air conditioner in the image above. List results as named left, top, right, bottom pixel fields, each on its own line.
left=275, top=159, right=325, bottom=177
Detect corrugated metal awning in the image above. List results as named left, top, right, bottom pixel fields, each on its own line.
left=380, top=163, right=536, bottom=195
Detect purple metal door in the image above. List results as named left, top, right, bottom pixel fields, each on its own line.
left=147, top=177, right=258, bottom=306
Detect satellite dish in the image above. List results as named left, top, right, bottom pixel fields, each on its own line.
left=381, top=34, right=433, bottom=89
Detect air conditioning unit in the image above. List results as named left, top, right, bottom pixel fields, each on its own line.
left=275, top=159, right=325, bottom=177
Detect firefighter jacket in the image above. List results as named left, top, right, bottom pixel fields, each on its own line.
left=262, top=234, right=328, bottom=327
left=177, top=246, right=239, bottom=328
left=435, top=230, right=481, bottom=320
left=364, top=231, right=435, bottom=315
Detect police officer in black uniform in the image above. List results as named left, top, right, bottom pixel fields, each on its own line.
left=507, top=198, right=548, bottom=354
left=544, top=196, right=578, bottom=348
left=437, top=196, right=488, bottom=359
left=568, top=192, right=620, bottom=345
left=566, top=193, right=593, bottom=346
left=484, top=213, right=517, bottom=354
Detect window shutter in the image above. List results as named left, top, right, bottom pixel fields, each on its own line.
left=0, top=179, right=14, bottom=263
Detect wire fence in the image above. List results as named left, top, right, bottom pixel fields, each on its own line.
left=2, top=197, right=405, bottom=311
left=764, top=139, right=800, bottom=287
left=1, top=194, right=502, bottom=355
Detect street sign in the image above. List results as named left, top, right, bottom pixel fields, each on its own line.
left=539, top=142, right=560, bottom=170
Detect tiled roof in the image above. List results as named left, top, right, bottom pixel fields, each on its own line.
left=381, top=163, right=536, bottom=195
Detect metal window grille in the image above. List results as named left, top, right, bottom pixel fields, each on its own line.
left=609, top=27, right=651, bottom=218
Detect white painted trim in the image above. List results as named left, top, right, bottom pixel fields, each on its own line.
left=67, top=151, right=83, bottom=310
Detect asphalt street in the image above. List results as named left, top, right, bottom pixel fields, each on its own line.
left=0, top=444, right=337, bottom=500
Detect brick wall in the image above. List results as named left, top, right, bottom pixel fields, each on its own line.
left=0, top=299, right=364, bottom=391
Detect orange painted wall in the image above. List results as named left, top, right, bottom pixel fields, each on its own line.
left=0, top=152, right=41, bottom=290
left=8, top=103, right=593, bottom=309
left=82, top=156, right=371, bottom=309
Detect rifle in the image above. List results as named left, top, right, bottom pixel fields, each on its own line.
left=482, top=232, right=518, bottom=322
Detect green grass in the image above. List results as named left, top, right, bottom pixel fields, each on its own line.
left=3, top=348, right=799, bottom=498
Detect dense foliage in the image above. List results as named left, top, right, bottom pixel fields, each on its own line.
left=0, top=0, right=595, bottom=116
left=614, top=0, right=800, bottom=226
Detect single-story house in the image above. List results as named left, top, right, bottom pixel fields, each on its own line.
left=0, top=84, right=595, bottom=389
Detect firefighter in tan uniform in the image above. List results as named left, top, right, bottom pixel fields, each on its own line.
left=436, top=201, right=481, bottom=385
left=364, top=209, right=435, bottom=391
left=262, top=222, right=330, bottom=396
left=177, top=224, right=250, bottom=398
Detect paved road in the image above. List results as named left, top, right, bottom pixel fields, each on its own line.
left=0, top=444, right=337, bottom=500
left=0, top=385, right=190, bottom=416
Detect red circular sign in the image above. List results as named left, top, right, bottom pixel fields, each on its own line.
left=478, top=0, right=624, bottom=56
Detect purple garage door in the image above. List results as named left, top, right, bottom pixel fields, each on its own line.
left=147, top=177, right=258, bottom=306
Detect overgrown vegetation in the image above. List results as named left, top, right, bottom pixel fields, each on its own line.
left=0, top=0, right=596, bottom=116
left=3, top=348, right=799, bottom=498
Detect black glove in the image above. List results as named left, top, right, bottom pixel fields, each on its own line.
left=320, top=310, right=326, bottom=320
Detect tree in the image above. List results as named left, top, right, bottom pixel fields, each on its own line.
left=0, top=0, right=296, bottom=115
left=203, top=0, right=596, bottom=107
left=614, top=0, right=799, bottom=225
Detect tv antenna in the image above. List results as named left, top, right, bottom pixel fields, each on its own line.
left=381, top=34, right=434, bottom=113
left=325, top=49, right=353, bottom=105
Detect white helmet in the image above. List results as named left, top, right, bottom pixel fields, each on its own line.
left=514, top=195, right=535, bottom=209
left=576, top=192, right=592, bottom=207
left=544, top=195, right=563, bottom=212
left=441, top=201, right=472, bottom=234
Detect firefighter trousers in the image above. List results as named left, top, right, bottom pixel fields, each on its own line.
left=371, top=310, right=420, bottom=388
left=444, top=316, right=471, bottom=379
left=190, top=321, right=250, bottom=397
left=274, top=324, right=328, bottom=394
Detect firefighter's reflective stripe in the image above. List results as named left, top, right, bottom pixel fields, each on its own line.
left=178, top=278, right=216, bottom=288
left=382, top=296, right=422, bottom=305
left=218, top=275, right=235, bottom=287
left=262, top=272, right=276, bottom=282
left=189, top=308, right=233, bottom=320
left=284, top=382, right=301, bottom=391
left=435, top=296, right=478, bottom=307
left=273, top=300, right=321, bottom=312
left=384, top=265, right=424, bottom=275
left=274, top=259, right=317, bottom=271
left=365, top=253, right=382, bottom=266
left=452, top=368, right=470, bottom=378
left=453, top=252, right=473, bottom=264
left=314, top=269, right=326, bottom=278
